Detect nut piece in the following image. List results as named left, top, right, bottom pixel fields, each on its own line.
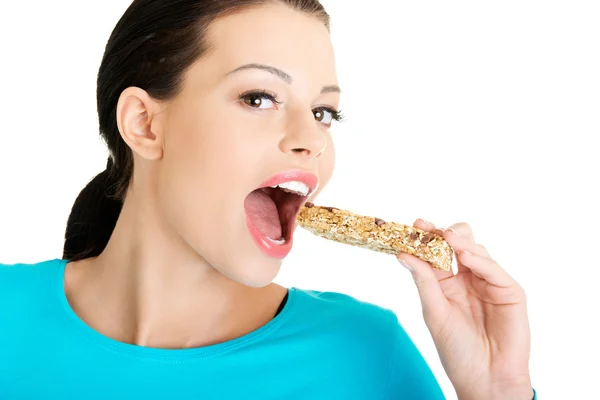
left=374, top=217, right=386, bottom=226
left=296, top=204, right=453, bottom=271
left=421, top=233, right=435, bottom=244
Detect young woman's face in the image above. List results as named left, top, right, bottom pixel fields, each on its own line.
left=155, top=4, right=339, bottom=286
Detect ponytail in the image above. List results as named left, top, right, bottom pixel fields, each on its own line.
left=62, top=157, right=123, bottom=261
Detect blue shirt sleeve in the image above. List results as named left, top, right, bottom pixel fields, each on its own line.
left=382, top=315, right=446, bottom=399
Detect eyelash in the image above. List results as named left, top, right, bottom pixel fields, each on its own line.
left=238, top=89, right=345, bottom=124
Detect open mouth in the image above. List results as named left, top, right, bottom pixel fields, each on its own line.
left=244, top=181, right=309, bottom=245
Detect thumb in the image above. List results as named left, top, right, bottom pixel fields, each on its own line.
left=397, top=254, right=450, bottom=324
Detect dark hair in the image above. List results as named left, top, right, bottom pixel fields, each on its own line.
left=63, top=0, right=330, bottom=261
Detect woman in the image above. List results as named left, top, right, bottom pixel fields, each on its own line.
left=0, top=0, right=536, bottom=398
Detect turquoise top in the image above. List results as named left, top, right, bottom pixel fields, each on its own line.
left=0, top=258, right=526, bottom=399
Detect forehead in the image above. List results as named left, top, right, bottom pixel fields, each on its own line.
left=196, top=3, right=338, bottom=87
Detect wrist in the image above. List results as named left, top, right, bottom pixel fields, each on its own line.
left=492, top=375, right=534, bottom=400
left=489, top=383, right=534, bottom=400
left=457, top=389, right=534, bottom=400
left=455, top=380, right=534, bottom=400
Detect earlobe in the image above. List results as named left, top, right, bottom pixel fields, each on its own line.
left=116, top=86, right=164, bottom=161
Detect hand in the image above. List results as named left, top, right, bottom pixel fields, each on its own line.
left=397, top=219, right=533, bottom=400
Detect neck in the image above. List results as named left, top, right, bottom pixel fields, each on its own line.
left=64, top=189, right=286, bottom=349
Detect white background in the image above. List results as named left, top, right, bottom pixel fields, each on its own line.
left=1, top=1, right=599, bottom=398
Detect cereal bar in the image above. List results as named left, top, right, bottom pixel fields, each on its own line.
left=296, top=203, right=453, bottom=271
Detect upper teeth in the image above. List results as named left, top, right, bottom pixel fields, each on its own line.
left=269, top=180, right=310, bottom=196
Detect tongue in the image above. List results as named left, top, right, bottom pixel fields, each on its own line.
left=244, top=189, right=283, bottom=239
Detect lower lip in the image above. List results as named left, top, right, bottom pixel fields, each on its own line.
left=245, top=215, right=294, bottom=259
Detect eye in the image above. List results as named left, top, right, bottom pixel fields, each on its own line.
left=239, top=90, right=282, bottom=110
left=313, top=107, right=344, bottom=126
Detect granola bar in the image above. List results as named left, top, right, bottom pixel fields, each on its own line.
left=296, top=203, right=453, bottom=271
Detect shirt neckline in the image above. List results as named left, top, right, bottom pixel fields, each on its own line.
left=53, top=258, right=297, bottom=361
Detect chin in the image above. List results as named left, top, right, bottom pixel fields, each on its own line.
left=220, top=257, right=283, bottom=289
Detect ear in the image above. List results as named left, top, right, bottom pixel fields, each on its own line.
left=115, top=87, right=165, bottom=162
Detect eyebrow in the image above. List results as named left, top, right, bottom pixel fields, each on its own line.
left=227, top=63, right=341, bottom=94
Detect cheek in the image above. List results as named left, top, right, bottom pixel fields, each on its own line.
left=315, top=137, right=336, bottom=194
left=165, top=104, right=245, bottom=180
left=156, top=124, right=249, bottom=259
left=164, top=129, right=246, bottom=205
left=157, top=112, right=228, bottom=218
left=158, top=106, right=261, bottom=223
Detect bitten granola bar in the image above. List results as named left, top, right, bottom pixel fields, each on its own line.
left=296, top=203, right=453, bottom=271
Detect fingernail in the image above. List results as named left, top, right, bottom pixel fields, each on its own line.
left=446, top=228, right=457, bottom=235
left=459, top=250, right=472, bottom=255
left=398, top=258, right=413, bottom=272
left=417, top=219, right=433, bottom=226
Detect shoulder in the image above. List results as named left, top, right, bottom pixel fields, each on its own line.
left=0, top=258, right=64, bottom=302
left=291, top=289, right=445, bottom=398
left=289, top=288, right=408, bottom=387
left=291, top=287, right=402, bottom=347
left=293, top=287, right=400, bottom=325
left=0, top=259, right=67, bottom=355
left=0, top=258, right=63, bottom=278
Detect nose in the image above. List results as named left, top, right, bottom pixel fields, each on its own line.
left=279, top=112, right=328, bottom=159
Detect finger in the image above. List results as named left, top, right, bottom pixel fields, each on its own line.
left=397, top=253, right=451, bottom=322
left=414, top=218, right=436, bottom=232
left=443, top=229, right=490, bottom=258
left=456, top=258, right=471, bottom=275
left=446, top=222, right=475, bottom=241
left=456, top=250, right=515, bottom=288
left=442, top=229, right=489, bottom=274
